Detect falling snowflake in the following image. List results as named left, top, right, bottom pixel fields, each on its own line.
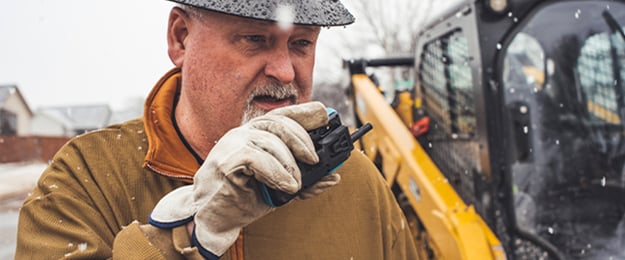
left=78, top=243, right=87, bottom=252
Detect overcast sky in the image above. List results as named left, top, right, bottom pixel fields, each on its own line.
left=1, top=0, right=174, bottom=110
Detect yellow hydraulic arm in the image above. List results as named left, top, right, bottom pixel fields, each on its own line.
left=351, top=74, right=506, bottom=260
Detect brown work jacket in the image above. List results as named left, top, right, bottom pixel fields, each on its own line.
left=15, top=68, right=418, bottom=259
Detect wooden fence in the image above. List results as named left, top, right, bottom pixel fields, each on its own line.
left=0, top=135, right=69, bottom=163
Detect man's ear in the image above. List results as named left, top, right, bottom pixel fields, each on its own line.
left=167, top=7, right=189, bottom=67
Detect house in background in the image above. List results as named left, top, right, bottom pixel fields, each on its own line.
left=30, top=104, right=112, bottom=137
left=0, top=85, right=33, bottom=136
left=108, top=97, right=144, bottom=125
left=0, top=86, right=142, bottom=162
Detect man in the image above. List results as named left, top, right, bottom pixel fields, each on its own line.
left=16, top=0, right=418, bottom=259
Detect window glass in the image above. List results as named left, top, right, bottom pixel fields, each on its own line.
left=502, top=1, right=625, bottom=258
left=0, top=109, right=17, bottom=135
left=578, top=32, right=625, bottom=124
left=418, top=29, right=483, bottom=214
left=420, top=30, right=475, bottom=136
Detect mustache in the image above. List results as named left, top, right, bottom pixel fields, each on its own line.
left=247, top=82, right=298, bottom=102
left=241, top=82, right=299, bottom=123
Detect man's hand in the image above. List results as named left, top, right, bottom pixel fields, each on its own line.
left=149, top=101, right=340, bottom=258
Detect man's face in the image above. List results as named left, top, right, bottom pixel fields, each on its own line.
left=171, top=8, right=321, bottom=133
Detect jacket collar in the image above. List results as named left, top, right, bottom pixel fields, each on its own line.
left=143, top=68, right=198, bottom=183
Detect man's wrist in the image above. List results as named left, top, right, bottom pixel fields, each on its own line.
left=186, top=221, right=195, bottom=239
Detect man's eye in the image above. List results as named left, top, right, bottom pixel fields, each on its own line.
left=292, top=39, right=312, bottom=47
left=245, top=35, right=266, bottom=43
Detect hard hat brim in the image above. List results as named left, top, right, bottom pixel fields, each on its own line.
left=167, top=0, right=355, bottom=26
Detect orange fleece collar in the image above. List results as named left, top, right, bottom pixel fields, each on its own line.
left=143, top=68, right=198, bottom=183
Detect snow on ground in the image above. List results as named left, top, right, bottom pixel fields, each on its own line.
left=0, top=162, right=47, bottom=259
left=0, top=162, right=47, bottom=200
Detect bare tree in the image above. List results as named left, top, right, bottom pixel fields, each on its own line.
left=345, top=0, right=434, bottom=56
left=314, top=0, right=435, bottom=85
left=312, top=0, right=436, bottom=123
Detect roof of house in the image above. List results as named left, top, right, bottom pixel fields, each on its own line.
left=0, top=85, right=33, bottom=116
left=36, top=104, right=112, bottom=130
left=0, top=85, right=15, bottom=104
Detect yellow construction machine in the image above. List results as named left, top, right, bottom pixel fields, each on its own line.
left=344, top=0, right=625, bottom=259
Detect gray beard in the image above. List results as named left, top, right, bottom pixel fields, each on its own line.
left=241, top=107, right=268, bottom=124
left=241, top=83, right=299, bottom=124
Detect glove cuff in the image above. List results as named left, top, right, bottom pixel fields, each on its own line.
left=149, top=185, right=197, bottom=228
left=148, top=213, right=194, bottom=229
left=192, top=229, right=221, bottom=260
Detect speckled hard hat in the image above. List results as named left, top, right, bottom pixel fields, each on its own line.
left=167, top=0, right=355, bottom=26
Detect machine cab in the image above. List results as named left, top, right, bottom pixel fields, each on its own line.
left=413, top=0, right=625, bottom=258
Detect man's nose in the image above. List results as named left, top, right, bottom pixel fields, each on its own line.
left=263, top=48, right=295, bottom=84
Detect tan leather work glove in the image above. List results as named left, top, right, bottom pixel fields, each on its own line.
left=149, top=102, right=340, bottom=259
